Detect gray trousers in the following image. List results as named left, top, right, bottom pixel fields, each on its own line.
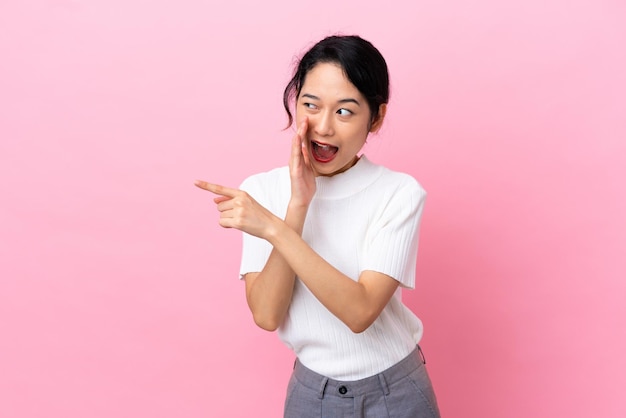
left=284, top=346, right=441, bottom=418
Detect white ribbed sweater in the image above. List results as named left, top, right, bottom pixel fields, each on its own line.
left=239, top=156, right=427, bottom=380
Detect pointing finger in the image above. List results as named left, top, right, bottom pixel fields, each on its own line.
left=194, top=180, right=240, bottom=198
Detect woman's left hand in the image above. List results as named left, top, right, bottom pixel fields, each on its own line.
left=194, top=181, right=279, bottom=239
left=289, top=117, right=317, bottom=208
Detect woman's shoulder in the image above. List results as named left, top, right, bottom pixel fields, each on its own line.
left=240, top=166, right=289, bottom=189
left=239, top=166, right=291, bottom=206
left=376, top=163, right=426, bottom=197
left=369, top=164, right=427, bottom=218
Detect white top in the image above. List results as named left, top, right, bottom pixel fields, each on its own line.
left=239, top=155, right=427, bottom=380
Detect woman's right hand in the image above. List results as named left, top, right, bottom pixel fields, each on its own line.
left=289, top=117, right=317, bottom=208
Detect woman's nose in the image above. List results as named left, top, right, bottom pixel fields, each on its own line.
left=312, top=111, right=334, bottom=137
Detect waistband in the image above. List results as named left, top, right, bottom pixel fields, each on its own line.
left=293, top=345, right=426, bottom=399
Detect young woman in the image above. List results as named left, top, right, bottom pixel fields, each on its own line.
left=196, top=35, right=440, bottom=418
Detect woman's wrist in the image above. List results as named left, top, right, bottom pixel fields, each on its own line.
left=285, top=200, right=308, bottom=234
left=287, top=198, right=310, bottom=212
left=266, top=216, right=292, bottom=243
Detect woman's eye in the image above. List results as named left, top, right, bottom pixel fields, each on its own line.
left=337, top=108, right=352, bottom=116
left=304, top=102, right=317, bottom=109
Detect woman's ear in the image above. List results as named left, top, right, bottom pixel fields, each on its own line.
left=369, top=103, right=388, bottom=133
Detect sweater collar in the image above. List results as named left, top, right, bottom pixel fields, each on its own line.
left=314, top=155, right=384, bottom=200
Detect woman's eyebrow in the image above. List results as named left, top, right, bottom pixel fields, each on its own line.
left=301, top=93, right=360, bottom=106
left=338, top=98, right=360, bottom=106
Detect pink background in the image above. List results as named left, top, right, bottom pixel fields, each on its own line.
left=1, top=1, right=625, bottom=417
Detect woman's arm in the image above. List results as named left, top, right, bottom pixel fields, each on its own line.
left=195, top=180, right=400, bottom=333
left=266, top=220, right=400, bottom=333
left=198, top=119, right=318, bottom=331
left=242, top=202, right=307, bottom=331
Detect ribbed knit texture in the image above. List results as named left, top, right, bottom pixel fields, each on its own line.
left=239, top=156, right=427, bottom=380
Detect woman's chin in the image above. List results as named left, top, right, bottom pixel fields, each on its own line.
left=313, top=156, right=358, bottom=177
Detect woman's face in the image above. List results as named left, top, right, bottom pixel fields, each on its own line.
left=295, top=62, right=384, bottom=177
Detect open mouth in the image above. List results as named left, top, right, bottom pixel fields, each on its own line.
left=311, top=140, right=339, bottom=163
